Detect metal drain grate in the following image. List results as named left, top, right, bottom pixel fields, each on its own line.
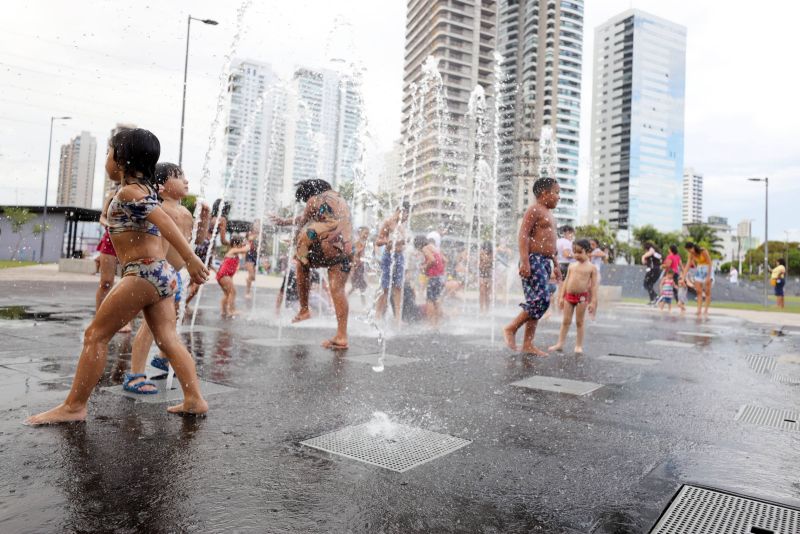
left=772, top=374, right=800, bottom=386
left=747, top=355, right=777, bottom=374
left=651, top=484, right=799, bottom=534
left=598, top=353, right=660, bottom=366
left=511, top=375, right=603, bottom=396
left=301, top=423, right=471, bottom=473
left=735, top=405, right=800, bottom=431
left=676, top=331, right=717, bottom=338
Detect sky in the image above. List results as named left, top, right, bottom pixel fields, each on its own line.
left=1, top=0, right=798, bottom=241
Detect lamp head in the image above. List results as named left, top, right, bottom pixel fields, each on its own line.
left=201, top=19, right=218, bottom=25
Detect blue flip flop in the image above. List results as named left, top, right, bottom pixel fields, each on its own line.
left=123, top=373, right=158, bottom=395
left=148, top=357, right=170, bottom=380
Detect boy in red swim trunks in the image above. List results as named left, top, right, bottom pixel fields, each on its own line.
left=549, top=239, right=598, bottom=354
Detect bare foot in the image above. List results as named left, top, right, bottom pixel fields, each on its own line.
left=167, top=398, right=208, bottom=416
left=228, top=310, right=241, bottom=318
left=24, top=403, right=87, bottom=426
left=503, top=326, right=518, bottom=351
left=574, top=346, right=584, bottom=354
left=321, top=336, right=349, bottom=350
left=292, top=309, right=312, bottom=323
left=548, top=343, right=564, bottom=352
left=519, top=345, right=548, bottom=357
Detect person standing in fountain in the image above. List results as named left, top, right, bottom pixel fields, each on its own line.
left=478, top=241, right=494, bottom=314
left=348, top=226, right=370, bottom=305
left=375, top=201, right=410, bottom=325
left=271, top=179, right=353, bottom=349
left=681, top=241, right=712, bottom=317
left=548, top=239, right=598, bottom=354
left=503, top=177, right=561, bottom=355
left=25, top=129, right=209, bottom=425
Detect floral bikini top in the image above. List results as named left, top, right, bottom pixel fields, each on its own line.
left=107, top=189, right=161, bottom=236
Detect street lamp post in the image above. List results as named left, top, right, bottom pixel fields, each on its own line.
left=40, top=115, right=71, bottom=263
left=178, top=15, right=218, bottom=167
left=747, top=177, right=769, bottom=307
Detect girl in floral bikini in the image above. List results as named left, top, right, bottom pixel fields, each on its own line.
left=26, top=128, right=210, bottom=425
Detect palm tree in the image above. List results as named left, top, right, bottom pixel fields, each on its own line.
left=686, top=224, right=722, bottom=256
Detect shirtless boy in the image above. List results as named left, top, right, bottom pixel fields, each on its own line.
left=348, top=226, right=370, bottom=304
left=127, top=163, right=194, bottom=393
left=375, top=201, right=410, bottom=323
left=503, top=178, right=561, bottom=355
left=548, top=239, right=598, bottom=354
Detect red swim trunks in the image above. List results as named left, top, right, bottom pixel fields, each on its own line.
left=96, top=229, right=116, bottom=256
left=564, top=292, right=589, bottom=305
left=216, top=257, right=239, bottom=281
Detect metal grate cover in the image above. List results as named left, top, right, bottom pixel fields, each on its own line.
left=598, top=353, right=660, bottom=366
left=647, top=340, right=694, bottom=348
left=511, top=375, right=603, bottom=396
left=772, top=374, right=800, bottom=386
left=301, top=422, right=471, bottom=473
left=676, top=331, right=717, bottom=338
left=747, top=355, right=777, bottom=374
left=735, top=405, right=800, bottom=432
left=651, top=484, right=799, bottom=534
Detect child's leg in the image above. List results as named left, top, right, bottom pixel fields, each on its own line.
left=658, top=300, right=664, bottom=310
left=574, top=302, right=587, bottom=353
left=26, top=277, right=157, bottom=425
left=293, top=265, right=312, bottom=322
left=130, top=320, right=157, bottom=388
left=143, top=298, right=207, bottom=415
left=704, top=280, right=712, bottom=314
left=503, top=310, right=529, bottom=350
left=550, top=302, right=574, bottom=351
left=245, top=262, right=255, bottom=296
left=321, top=264, right=349, bottom=349
left=520, top=319, right=547, bottom=356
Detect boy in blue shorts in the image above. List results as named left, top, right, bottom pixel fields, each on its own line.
left=503, top=177, right=562, bottom=355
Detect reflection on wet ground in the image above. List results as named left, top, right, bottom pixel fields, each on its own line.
left=0, top=284, right=799, bottom=532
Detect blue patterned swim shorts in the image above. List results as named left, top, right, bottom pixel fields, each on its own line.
left=520, top=253, right=552, bottom=320
left=123, top=258, right=177, bottom=299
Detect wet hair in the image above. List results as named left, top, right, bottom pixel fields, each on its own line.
left=295, top=179, right=332, bottom=203
left=532, top=177, right=558, bottom=197
left=670, top=244, right=679, bottom=255
left=413, top=235, right=428, bottom=250
left=778, top=258, right=786, bottom=266
left=109, top=128, right=160, bottom=188
left=643, top=241, right=660, bottom=253
left=573, top=239, right=591, bottom=253
left=481, top=241, right=493, bottom=253
left=154, top=162, right=182, bottom=188
left=230, top=235, right=244, bottom=247
left=684, top=241, right=701, bottom=253
left=212, top=199, right=231, bottom=218
left=560, top=225, right=575, bottom=235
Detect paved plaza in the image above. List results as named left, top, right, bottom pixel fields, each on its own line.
left=0, top=275, right=798, bottom=533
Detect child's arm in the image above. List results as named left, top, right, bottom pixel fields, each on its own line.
left=147, top=207, right=209, bottom=284
left=588, top=267, right=599, bottom=317
left=375, top=220, right=391, bottom=247
left=517, top=206, right=536, bottom=277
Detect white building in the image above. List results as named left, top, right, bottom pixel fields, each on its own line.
left=57, top=131, right=97, bottom=209
left=705, top=215, right=736, bottom=264
left=224, top=60, right=283, bottom=221
left=497, top=0, right=584, bottom=231
left=682, top=167, right=703, bottom=224
left=589, top=9, right=687, bottom=232
left=282, top=66, right=363, bottom=205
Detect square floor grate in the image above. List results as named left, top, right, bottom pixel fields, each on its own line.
left=735, top=405, right=800, bottom=432
left=343, top=353, right=419, bottom=367
left=102, top=379, right=235, bottom=404
left=511, top=375, right=603, bottom=396
left=300, top=422, right=471, bottom=473
left=676, top=331, right=717, bottom=338
left=598, top=353, right=660, bottom=366
left=647, top=340, right=694, bottom=348
left=772, top=374, right=800, bottom=386
left=651, top=484, right=799, bottom=534
left=747, top=355, right=777, bottom=374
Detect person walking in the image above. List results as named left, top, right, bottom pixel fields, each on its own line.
left=641, top=242, right=663, bottom=305
left=663, top=244, right=683, bottom=286
left=588, top=239, right=607, bottom=284
left=682, top=242, right=713, bottom=317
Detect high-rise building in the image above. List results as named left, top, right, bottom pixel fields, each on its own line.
left=102, top=123, right=136, bottom=202
left=56, top=131, right=97, bottom=208
left=282, top=66, right=363, bottom=204
left=399, top=0, right=497, bottom=231
left=497, top=0, right=584, bottom=231
left=224, top=60, right=283, bottom=221
left=682, top=167, right=703, bottom=224
left=589, top=9, right=686, bottom=232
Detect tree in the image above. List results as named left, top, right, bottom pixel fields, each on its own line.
left=685, top=224, right=722, bottom=257
left=576, top=220, right=618, bottom=260
left=3, top=208, right=36, bottom=261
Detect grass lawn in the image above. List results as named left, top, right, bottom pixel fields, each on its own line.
left=622, top=296, right=800, bottom=314
left=0, top=261, right=37, bottom=270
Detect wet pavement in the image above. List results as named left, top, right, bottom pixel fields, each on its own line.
left=0, top=279, right=799, bottom=533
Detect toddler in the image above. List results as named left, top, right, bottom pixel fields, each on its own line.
left=658, top=274, right=675, bottom=312
left=549, top=239, right=598, bottom=354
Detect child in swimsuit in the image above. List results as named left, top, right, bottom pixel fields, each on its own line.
left=217, top=236, right=250, bottom=318
left=549, top=239, right=598, bottom=355
left=25, top=128, right=210, bottom=425
left=658, top=274, right=675, bottom=313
